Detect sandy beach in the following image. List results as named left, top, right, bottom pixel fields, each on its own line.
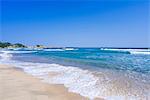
left=0, top=64, right=90, bottom=100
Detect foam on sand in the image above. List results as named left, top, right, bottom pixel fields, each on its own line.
left=0, top=52, right=149, bottom=100
left=0, top=52, right=12, bottom=60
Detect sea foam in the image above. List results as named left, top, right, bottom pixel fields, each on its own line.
left=43, top=49, right=64, bottom=51
left=0, top=51, right=149, bottom=100
left=0, top=50, right=37, bottom=54
left=101, top=48, right=150, bottom=55
left=0, top=52, right=99, bottom=99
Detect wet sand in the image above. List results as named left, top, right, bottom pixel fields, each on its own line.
left=0, top=64, right=91, bottom=100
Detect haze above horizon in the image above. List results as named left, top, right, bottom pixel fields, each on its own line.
left=1, top=0, right=149, bottom=47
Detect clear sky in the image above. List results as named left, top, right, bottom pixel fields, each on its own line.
left=1, top=0, right=149, bottom=47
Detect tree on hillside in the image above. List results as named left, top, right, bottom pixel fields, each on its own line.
left=36, top=45, right=44, bottom=48
left=14, top=43, right=26, bottom=48
left=0, top=42, right=12, bottom=48
left=0, top=42, right=26, bottom=48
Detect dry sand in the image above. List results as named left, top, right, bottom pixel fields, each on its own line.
left=0, top=64, right=91, bottom=100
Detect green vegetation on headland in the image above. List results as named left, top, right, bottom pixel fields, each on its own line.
left=0, top=41, right=47, bottom=49
left=36, top=45, right=45, bottom=48
left=0, top=42, right=26, bottom=48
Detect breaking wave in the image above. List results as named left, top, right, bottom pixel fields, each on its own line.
left=0, top=51, right=150, bottom=100
left=43, top=49, right=64, bottom=51
left=0, top=50, right=37, bottom=54
left=101, top=48, right=150, bottom=55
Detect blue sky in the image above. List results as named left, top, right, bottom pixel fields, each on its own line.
left=1, top=0, right=149, bottom=47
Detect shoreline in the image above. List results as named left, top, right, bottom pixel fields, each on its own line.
left=0, top=50, right=149, bottom=100
left=0, top=64, right=93, bottom=100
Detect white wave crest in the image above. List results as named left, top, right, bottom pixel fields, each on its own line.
left=64, top=48, right=78, bottom=51
left=0, top=50, right=37, bottom=54
left=130, top=51, right=150, bottom=55
left=0, top=52, right=13, bottom=60
left=43, top=49, right=64, bottom=51
left=0, top=51, right=149, bottom=100
left=101, top=48, right=150, bottom=55
left=0, top=59, right=100, bottom=99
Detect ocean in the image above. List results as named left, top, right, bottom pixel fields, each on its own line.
left=0, top=48, right=150, bottom=100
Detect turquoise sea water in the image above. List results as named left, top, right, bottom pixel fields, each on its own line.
left=0, top=48, right=150, bottom=99
left=33, top=48, right=150, bottom=74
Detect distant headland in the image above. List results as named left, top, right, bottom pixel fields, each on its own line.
left=0, top=41, right=149, bottom=49
left=0, top=42, right=26, bottom=48
left=0, top=41, right=62, bottom=49
left=0, top=41, right=44, bottom=49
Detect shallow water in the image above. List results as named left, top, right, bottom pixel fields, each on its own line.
left=0, top=48, right=150, bottom=100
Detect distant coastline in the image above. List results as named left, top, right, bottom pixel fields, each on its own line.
left=0, top=41, right=149, bottom=49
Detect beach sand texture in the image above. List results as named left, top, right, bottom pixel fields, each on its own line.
left=0, top=64, right=95, bottom=100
